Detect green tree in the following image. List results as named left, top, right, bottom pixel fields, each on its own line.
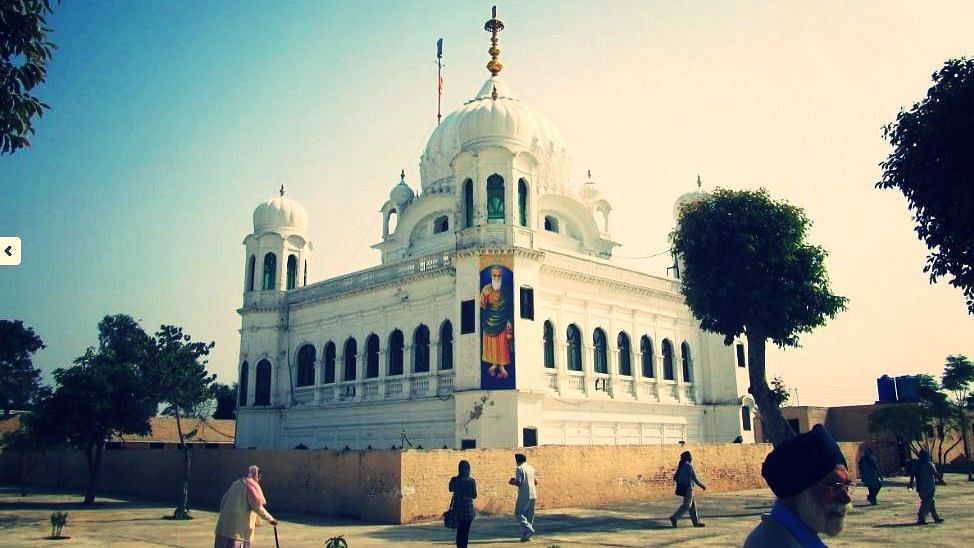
left=38, top=314, right=156, bottom=505
left=942, top=354, right=974, bottom=480
left=211, top=382, right=237, bottom=420
left=869, top=403, right=929, bottom=458
left=0, top=386, right=57, bottom=496
left=769, top=376, right=791, bottom=408
left=672, top=188, right=847, bottom=445
left=142, top=325, right=216, bottom=520
left=1, top=0, right=59, bottom=154
left=0, top=319, right=46, bottom=416
left=877, top=57, right=974, bottom=313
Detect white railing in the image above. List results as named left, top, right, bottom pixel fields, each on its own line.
left=319, top=386, right=335, bottom=402
left=617, top=379, right=635, bottom=398
left=568, top=375, right=585, bottom=392
left=683, top=384, right=696, bottom=402
left=436, top=372, right=454, bottom=396
left=411, top=376, right=430, bottom=397
left=385, top=379, right=404, bottom=399
left=293, top=387, right=314, bottom=405
left=362, top=380, right=381, bottom=401
left=640, top=381, right=658, bottom=399
left=545, top=372, right=558, bottom=391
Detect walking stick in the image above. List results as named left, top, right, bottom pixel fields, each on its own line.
left=273, top=523, right=281, bottom=548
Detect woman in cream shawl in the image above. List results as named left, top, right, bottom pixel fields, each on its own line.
left=214, top=465, right=277, bottom=547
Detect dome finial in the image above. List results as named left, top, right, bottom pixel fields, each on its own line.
left=696, top=174, right=702, bottom=189
left=280, top=183, right=285, bottom=197
left=400, top=168, right=406, bottom=182
left=484, top=6, right=505, bottom=77
left=587, top=169, right=592, bottom=180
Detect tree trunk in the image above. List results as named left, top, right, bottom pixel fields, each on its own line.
left=745, top=331, right=796, bottom=446
left=83, top=441, right=104, bottom=505
left=960, top=409, right=973, bottom=481
left=173, top=407, right=192, bottom=519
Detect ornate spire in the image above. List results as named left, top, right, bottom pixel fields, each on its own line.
left=696, top=174, right=702, bottom=189
left=484, top=6, right=505, bottom=77
left=400, top=168, right=406, bottom=182
left=587, top=169, right=592, bottom=180
left=280, top=183, right=285, bottom=197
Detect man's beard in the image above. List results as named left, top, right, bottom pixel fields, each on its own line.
left=793, top=490, right=848, bottom=537
left=491, top=277, right=501, bottom=290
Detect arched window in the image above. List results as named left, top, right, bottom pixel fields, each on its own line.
left=414, top=324, right=430, bottom=373
left=486, top=174, right=505, bottom=224
left=518, top=179, right=528, bottom=227
left=388, top=329, right=404, bottom=376
left=323, top=342, right=336, bottom=384
left=617, top=332, right=632, bottom=376
left=343, top=338, right=357, bottom=381
left=566, top=324, right=582, bottom=371
left=463, top=179, right=474, bottom=228
left=681, top=341, right=693, bottom=382
left=296, top=344, right=316, bottom=387
left=439, top=321, right=454, bottom=370
left=254, top=359, right=271, bottom=406
left=544, top=215, right=559, bottom=233
left=640, top=336, right=654, bottom=378
left=262, top=253, right=277, bottom=290
left=662, top=339, right=675, bottom=380
left=742, top=406, right=752, bottom=431
left=387, top=209, right=398, bottom=233
left=433, top=215, right=450, bottom=234
left=238, top=361, right=249, bottom=406
left=286, top=255, right=297, bottom=290
left=303, top=260, right=308, bottom=286
left=593, top=328, right=608, bottom=373
left=543, top=321, right=555, bottom=369
left=246, top=255, right=256, bottom=292
left=365, top=334, right=380, bottom=378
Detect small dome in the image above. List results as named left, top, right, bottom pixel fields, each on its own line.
left=420, top=75, right=571, bottom=193
left=673, top=176, right=708, bottom=221
left=253, top=189, right=309, bottom=235
left=389, top=170, right=415, bottom=206
left=580, top=170, right=602, bottom=205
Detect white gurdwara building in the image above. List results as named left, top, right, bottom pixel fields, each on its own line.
left=234, top=12, right=755, bottom=450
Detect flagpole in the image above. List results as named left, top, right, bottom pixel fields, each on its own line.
left=436, top=38, right=443, bottom=125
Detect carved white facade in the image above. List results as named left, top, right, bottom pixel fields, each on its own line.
left=234, top=22, right=754, bottom=450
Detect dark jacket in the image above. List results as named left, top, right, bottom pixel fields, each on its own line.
left=448, top=475, right=478, bottom=522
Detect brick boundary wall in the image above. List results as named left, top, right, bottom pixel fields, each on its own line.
left=1, top=442, right=863, bottom=524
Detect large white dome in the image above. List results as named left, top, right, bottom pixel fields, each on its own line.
left=420, top=75, right=570, bottom=192
left=253, top=193, right=309, bottom=235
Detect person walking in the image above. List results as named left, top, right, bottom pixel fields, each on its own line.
left=908, top=449, right=944, bottom=524
left=669, top=450, right=706, bottom=528
left=509, top=453, right=538, bottom=542
left=448, top=460, right=478, bottom=548
left=214, top=465, right=277, bottom=548
left=858, top=448, right=884, bottom=505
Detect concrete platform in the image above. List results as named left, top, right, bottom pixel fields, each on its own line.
left=1, top=475, right=971, bottom=547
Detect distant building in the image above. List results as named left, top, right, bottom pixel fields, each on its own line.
left=233, top=10, right=754, bottom=450
left=876, top=374, right=897, bottom=402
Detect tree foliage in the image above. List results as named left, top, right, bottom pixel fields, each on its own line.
left=869, top=373, right=962, bottom=468
left=877, top=57, right=974, bottom=313
left=769, top=376, right=791, bottom=408
left=942, top=354, right=974, bottom=480
left=0, top=319, right=45, bottom=415
left=1, top=0, right=59, bottom=154
left=211, top=382, right=237, bottom=420
left=672, top=188, right=847, bottom=445
left=142, top=324, right=216, bottom=520
left=35, top=314, right=156, bottom=504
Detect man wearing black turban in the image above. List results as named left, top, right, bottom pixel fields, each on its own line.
left=744, top=425, right=852, bottom=547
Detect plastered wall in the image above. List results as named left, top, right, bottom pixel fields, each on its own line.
left=2, top=442, right=862, bottom=524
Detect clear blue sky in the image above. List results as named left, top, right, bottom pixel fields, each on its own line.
left=2, top=1, right=972, bottom=406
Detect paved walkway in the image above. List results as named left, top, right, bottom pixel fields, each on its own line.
left=1, top=476, right=971, bottom=547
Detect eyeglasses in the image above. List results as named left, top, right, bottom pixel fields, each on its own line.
left=818, top=481, right=853, bottom=497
